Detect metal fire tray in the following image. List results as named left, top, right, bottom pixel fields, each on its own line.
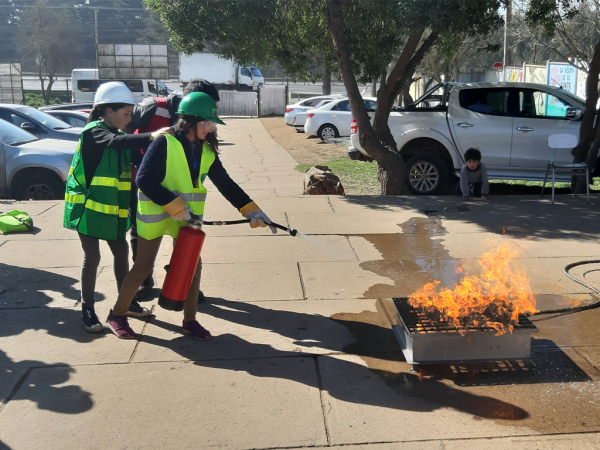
left=391, top=298, right=538, bottom=365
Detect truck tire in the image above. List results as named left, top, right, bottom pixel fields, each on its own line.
left=405, top=154, right=448, bottom=195
left=318, top=124, right=339, bottom=141
left=14, top=172, right=65, bottom=201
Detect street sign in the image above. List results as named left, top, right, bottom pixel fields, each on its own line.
left=0, top=63, right=23, bottom=104
left=96, top=44, right=169, bottom=80
left=492, top=62, right=504, bottom=71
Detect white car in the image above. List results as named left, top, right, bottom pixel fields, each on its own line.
left=292, top=100, right=336, bottom=132
left=304, top=97, right=377, bottom=140
left=285, top=95, right=345, bottom=127
left=348, top=82, right=584, bottom=194
left=0, top=119, right=76, bottom=200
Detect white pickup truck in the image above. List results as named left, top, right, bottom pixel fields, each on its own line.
left=348, top=82, right=585, bottom=194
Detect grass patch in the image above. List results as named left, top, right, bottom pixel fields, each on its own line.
left=490, top=178, right=600, bottom=191
left=296, top=159, right=380, bottom=195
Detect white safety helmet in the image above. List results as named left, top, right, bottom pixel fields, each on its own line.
left=94, top=81, right=135, bottom=106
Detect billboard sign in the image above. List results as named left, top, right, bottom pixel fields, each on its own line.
left=504, top=66, right=523, bottom=82
left=523, top=64, right=547, bottom=85
left=0, top=63, right=23, bottom=104
left=547, top=62, right=577, bottom=94
left=97, top=44, right=169, bottom=79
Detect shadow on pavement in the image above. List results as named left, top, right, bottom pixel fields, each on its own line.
left=336, top=195, right=600, bottom=241
left=0, top=265, right=98, bottom=417
left=143, top=301, right=531, bottom=421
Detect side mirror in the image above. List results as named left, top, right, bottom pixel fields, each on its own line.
left=20, top=122, right=37, bottom=131
left=566, top=107, right=582, bottom=120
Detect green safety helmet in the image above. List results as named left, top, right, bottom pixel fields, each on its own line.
left=176, top=92, right=225, bottom=125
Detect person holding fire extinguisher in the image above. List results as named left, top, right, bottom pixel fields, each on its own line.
left=106, top=92, right=276, bottom=340
left=124, top=79, right=221, bottom=301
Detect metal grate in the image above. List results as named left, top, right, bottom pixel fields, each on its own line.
left=393, top=297, right=537, bottom=334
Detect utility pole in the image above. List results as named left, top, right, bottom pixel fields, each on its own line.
left=94, top=8, right=99, bottom=65
left=503, top=0, right=512, bottom=69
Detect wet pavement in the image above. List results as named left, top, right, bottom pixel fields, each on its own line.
left=2, top=118, right=600, bottom=449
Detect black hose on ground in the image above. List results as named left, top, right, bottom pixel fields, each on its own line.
left=533, top=259, right=600, bottom=315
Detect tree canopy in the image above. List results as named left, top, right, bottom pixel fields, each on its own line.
left=148, top=0, right=503, bottom=194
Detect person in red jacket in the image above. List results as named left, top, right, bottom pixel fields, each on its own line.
left=123, top=79, right=220, bottom=300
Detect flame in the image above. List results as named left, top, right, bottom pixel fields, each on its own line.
left=409, top=243, right=537, bottom=335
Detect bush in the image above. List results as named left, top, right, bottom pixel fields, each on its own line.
left=24, top=93, right=62, bottom=108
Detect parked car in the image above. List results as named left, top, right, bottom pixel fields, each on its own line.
left=0, top=119, right=76, bottom=200
left=348, top=82, right=585, bottom=194
left=39, top=103, right=94, bottom=112
left=0, top=105, right=83, bottom=142
left=45, top=110, right=89, bottom=128
left=292, top=100, right=335, bottom=132
left=305, top=97, right=377, bottom=140
left=285, top=95, right=345, bottom=127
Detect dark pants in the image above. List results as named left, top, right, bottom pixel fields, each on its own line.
left=78, top=232, right=129, bottom=307
left=455, top=181, right=482, bottom=197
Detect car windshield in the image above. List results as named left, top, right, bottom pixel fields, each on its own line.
left=250, top=67, right=262, bottom=77
left=19, top=107, right=72, bottom=130
left=558, top=89, right=586, bottom=108
left=314, top=100, right=333, bottom=109
left=0, top=119, right=39, bottom=146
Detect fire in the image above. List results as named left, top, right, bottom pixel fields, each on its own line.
left=409, top=243, right=537, bottom=335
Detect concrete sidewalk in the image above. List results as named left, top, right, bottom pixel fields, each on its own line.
left=2, top=117, right=600, bottom=449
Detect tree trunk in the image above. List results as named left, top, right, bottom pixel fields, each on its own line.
left=326, top=0, right=408, bottom=194
left=371, top=79, right=377, bottom=97
left=38, top=65, right=46, bottom=105
left=402, top=83, right=414, bottom=107
left=575, top=38, right=600, bottom=164
left=322, top=59, right=331, bottom=95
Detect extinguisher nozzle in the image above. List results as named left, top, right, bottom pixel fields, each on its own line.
left=289, top=229, right=298, bottom=237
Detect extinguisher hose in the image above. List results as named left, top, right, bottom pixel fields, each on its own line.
left=533, top=259, right=600, bottom=315
left=193, top=216, right=298, bottom=236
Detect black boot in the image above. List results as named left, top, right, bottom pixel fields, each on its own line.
left=134, top=274, right=155, bottom=300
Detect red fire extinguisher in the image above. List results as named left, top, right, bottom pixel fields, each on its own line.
left=159, top=217, right=206, bottom=311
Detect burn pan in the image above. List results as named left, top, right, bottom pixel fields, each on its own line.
left=391, top=298, right=538, bottom=366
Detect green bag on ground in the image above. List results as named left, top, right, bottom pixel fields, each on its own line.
left=0, top=210, right=34, bottom=234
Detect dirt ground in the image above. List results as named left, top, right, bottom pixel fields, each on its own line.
left=260, top=117, right=348, bottom=164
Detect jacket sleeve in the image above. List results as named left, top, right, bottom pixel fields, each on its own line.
left=90, top=126, right=153, bottom=151
left=459, top=165, right=470, bottom=197
left=207, top=156, right=252, bottom=210
left=128, top=97, right=158, bottom=131
left=480, top=164, right=489, bottom=195
left=135, top=135, right=177, bottom=206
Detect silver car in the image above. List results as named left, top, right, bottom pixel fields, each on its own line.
left=0, top=104, right=83, bottom=142
left=0, top=119, right=76, bottom=200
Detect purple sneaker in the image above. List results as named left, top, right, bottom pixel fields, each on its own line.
left=106, top=310, right=136, bottom=339
left=182, top=320, right=212, bottom=341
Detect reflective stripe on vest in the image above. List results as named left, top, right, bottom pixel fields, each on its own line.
left=136, top=135, right=215, bottom=240
left=63, top=121, right=132, bottom=240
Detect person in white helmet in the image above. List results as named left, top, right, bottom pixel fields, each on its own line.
left=63, top=81, right=171, bottom=333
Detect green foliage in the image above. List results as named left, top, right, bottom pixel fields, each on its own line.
left=24, top=93, right=61, bottom=108
left=525, top=0, right=581, bottom=35
left=147, top=0, right=502, bottom=85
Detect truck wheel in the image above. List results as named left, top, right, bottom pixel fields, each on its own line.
left=14, top=172, right=65, bottom=201
left=405, top=154, right=448, bottom=195
left=318, top=124, right=339, bottom=141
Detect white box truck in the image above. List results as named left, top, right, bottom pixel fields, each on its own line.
left=179, top=53, right=264, bottom=91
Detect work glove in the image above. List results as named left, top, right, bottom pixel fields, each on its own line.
left=240, top=201, right=277, bottom=234
left=163, top=197, right=192, bottom=222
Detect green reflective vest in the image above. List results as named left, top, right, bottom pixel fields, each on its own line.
left=137, top=134, right=215, bottom=240
left=63, top=121, right=132, bottom=241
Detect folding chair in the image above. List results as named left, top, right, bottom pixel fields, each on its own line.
left=540, top=133, right=589, bottom=205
